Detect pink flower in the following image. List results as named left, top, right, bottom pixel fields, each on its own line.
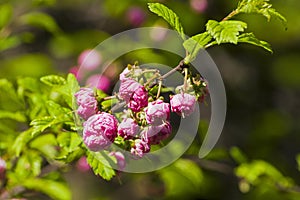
left=118, top=118, right=139, bottom=139
left=130, top=139, right=150, bottom=158
left=142, top=121, right=172, bottom=145
left=170, top=93, right=196, bottom=117
left=83, top=113, right=118, bottom=151
left=78, top=49, right=102, bottom=70
left=119, top=67, right=131, bottom=81
left=0, top=158, right=6, bottom=174
left=76, top=156, right=91, bottom=172
left=119, top=79, right=142, bottom=102
left=126, top=7, right=146, bottom=27
left=86, top=75, right=111, bottom=93
left=190, top=0, right=208, bottom=13
left=75, top=88, right=98, bottom=120
left=128, top=86, right=148, bottom=112
left=109, top=152, right=126, bottom=171
left=145, top=100, right=170, bottom=125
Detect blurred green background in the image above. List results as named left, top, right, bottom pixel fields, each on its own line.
left=1, top=0, right=300, bottom=199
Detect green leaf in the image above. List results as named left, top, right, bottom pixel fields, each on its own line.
left=159, top=158, right=203, bottom=197
left=30, top=134, right=58, bottom=159
left=40, top=75, right=66, bottom=86
left=0, top=3, right=13, bottom=29
left=30, top=116, right=55, bottom=136
left=87, top=151, right=116, bottom=181
left=237, top=0, right=287, bottom=27
left=229, top=146, right=248, bottom=164
left=296, top=154, right=300, bottom=172
left=19, top=12, right=61, bottom=34
left=235, top=160, right=294, bottom=188
left=56, top=132, right=83, bottom=162
left=148, top=3, right=185, bottom=40
left=206, top=20, right=247, bottom=44
left=23, top=178, right=71, bottom=200
left=183, top=32, right=212, bottom=62
left=0, top=36, right=21, bottom=51
left=238, top=33, right=273, bottom=53
left=0, top=110, right=26, bottom=122
left=11, top=129, right=33, bottom=157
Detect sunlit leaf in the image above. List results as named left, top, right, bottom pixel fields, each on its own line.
left=238, top=33, right=272, bottom=53
left=0, top=3, right=13, bottom=29
left=206, top=20, right=247, bottom=44
left=148, top=3, right=185, bottom=40
left=87, top=151, right=116, bottom=181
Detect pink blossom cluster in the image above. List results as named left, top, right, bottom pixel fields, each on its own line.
left=75, top=65, right=203, bottom=165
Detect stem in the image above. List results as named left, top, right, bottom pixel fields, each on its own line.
left=111, top=101, right=126, bottom=112
left=183, top=68, right=188, bottom=92
left=103, top=95, right=117, bottom=101
left=156, top=80, right=162, bottom=99
left=144, top=73, right=159, bottom=86
left=222, top=9, right=238, bottom=21
left=161, top=60, right=185, bottom=80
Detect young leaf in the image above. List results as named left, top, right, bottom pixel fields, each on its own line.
left=206, top=20, right=247, bottom=44
left=30, top=116, right=55, bottom=136
left=238, top=33, right=273, bottom=53
left=237, top=0, right=287, bottom=27
left=87, top=151, right=116, bottom=181
left=183, top=32, right=212, bottom=61
left=148, top=3, right=185, bottom=40
left=40, top=75, right=66, bottom=86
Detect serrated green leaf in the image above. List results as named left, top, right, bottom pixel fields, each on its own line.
left=206, top=20, right=247, bottom=44
left=19, top=12, right=61, bottom=34
left=40, top=75, right=66, bottom=86
left=0, top=3, right=13, bottom=29
left=23, top=178, right=71, bottom=200
left=238, top=33, right=272, bottom=53
left=46, top=100, right=71, bottom=118
left=148, top=3, right=185, bottom=40
left=17, top=77, right=41, bottom=94
left=56, top=74, right=80, bottom=108
left=30, top=116, right=59, bottom=136
left=56, top=132, right=83, bottom=162
left=183, top=32, right=212, bottom=61
left=0, top=79, right=24, bottom=110
left=87, top=151, right=116, bottom=180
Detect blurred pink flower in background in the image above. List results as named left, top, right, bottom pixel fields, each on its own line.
left=190, top=0, right=208, bottom=13
left=69, top=66, right=81, bottom=81
left=126, top=6, right=146, bottom=27
left=76, top=156, right=91, bottom=172
left=109, top=152, right=126, bottom=171
left=86, top=74, right=111, bottom=92
left=78, top=49, right=102, bottom=70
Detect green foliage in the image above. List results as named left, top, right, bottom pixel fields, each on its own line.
left=86, top=151, right=116, bottom=181
left=19, top=12, right=61, bottom=35
left=238, top=33, right=272, bottom=52
left=40, top=75, right=67, bottom=86
left=183, top=32, right=212, bottom=62
left=22, top=178, right=71, bottom=200
left=235, top=160, right=294, bottom=193
left=206, top=20, right=247, bottom=44
left=148, top=3, right=185, bottom=40
left=0, top=3, right=13, bottom=29
left=237, top=0, right=287, bottom=26
left=159, top=158, right=203, bottom=198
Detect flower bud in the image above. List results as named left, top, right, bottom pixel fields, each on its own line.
left=118, top=118, right=139, bottom=139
